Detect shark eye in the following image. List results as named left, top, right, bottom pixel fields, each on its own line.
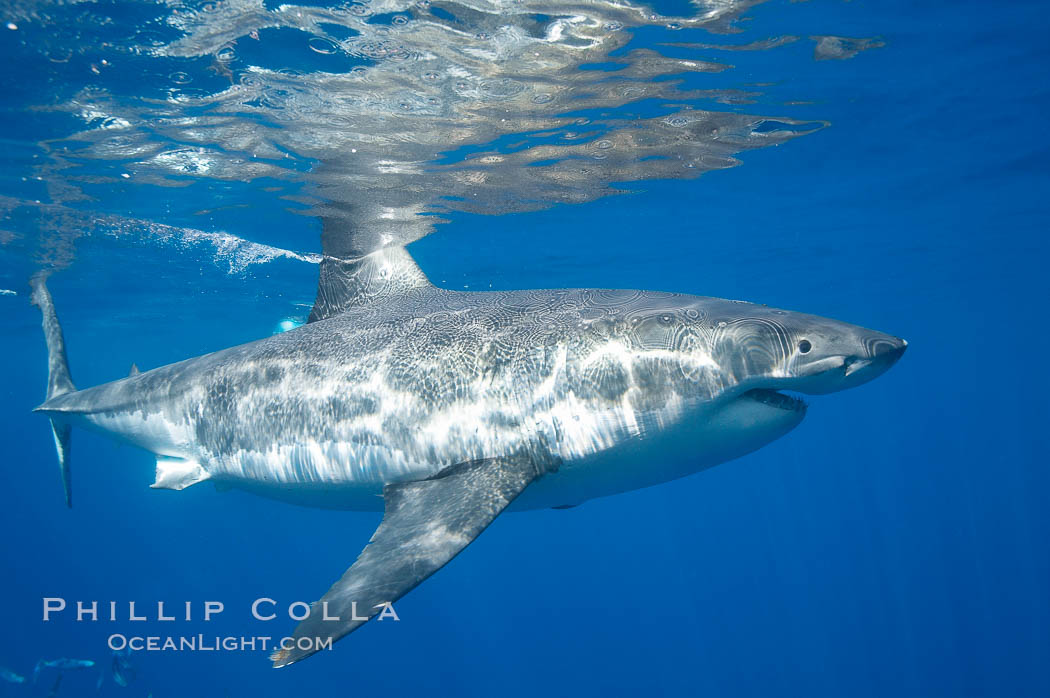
left=798, top=339, right=812, bottom=354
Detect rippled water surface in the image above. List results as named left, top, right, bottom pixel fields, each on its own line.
left=2, top=0, right=866, bottom=271
left=1, top=1, right=1048, bottom=696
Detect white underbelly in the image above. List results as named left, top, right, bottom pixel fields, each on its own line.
left=220, top=393, right=804, bottom=512
left=514, top=394, right=803, bottom=509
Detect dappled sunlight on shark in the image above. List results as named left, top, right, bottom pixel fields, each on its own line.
left=30, top=226, right=904, bottom=666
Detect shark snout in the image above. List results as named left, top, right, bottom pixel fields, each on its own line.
left=783, top=330, right=907, bottom=395
left=840, top=336, right=906, bottom=389
left=868, top=335, right=908, bottom=363
left=846, top=336, right=907, bottom=375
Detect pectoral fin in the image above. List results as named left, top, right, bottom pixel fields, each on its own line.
left=151, top=457, right=209, bottom=491
left=271, top=453, right=554, bottom=667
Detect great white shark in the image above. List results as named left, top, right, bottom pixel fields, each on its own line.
left=31, top=237, right=905, bottom=667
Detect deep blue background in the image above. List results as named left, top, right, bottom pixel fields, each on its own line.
left=2, top=0, right=1048, bottom=696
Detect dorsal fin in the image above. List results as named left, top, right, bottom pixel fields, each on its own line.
left=306, top=215, right=432, bottom=321
left=128, top=363, right=140, bottom=377
left=308, top=247, right=432, bottom=323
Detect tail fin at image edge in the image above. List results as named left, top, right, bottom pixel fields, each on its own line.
left=29, top=273, right=75, bottom=508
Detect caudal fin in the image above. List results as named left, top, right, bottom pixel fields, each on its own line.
left=29, top=273, right=75, bottom=508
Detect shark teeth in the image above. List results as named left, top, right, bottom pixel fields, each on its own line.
left=744, top=389, right=807, bottom=412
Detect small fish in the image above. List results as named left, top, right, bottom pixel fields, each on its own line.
left=37, top=658, right=95, bottom=671
left=34, top=658, right=95, bottom=683
left=0, top=666, right=25, bottom=683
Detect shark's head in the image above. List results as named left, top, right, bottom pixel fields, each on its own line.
left=772, top=312, right=907, bottom=395
left=577, top=296, right=905, bottom=493
left=599, top=296, right=907, bottom=474
left=638, top=300, right=909, bottom=472
left=702, top=301, right=907, bottom=399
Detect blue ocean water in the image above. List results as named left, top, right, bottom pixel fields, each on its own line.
left=1, top=0, right=1048, bottom=696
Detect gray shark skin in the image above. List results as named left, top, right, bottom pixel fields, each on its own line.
left=32, top=245, right=905, bottom=667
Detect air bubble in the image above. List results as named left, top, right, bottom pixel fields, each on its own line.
left=392, top=15, right=409, bottom=26
left=531, top=93, right=554, bottom=104
left=665, top=116, right=689, bottom=127
left=479, top=78, right=524, bottom=99
left=274, top=318, right=303, bottom=334
left=216, top=46, right=236, bottom=62
left=170, top=71, right=192, bottom=85
left=595, top=139, right=612, bottom=149
left=308, top=37, right=339, bottom=54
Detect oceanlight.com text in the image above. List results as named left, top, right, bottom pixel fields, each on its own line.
left=107, top=634, right=333, bottom=653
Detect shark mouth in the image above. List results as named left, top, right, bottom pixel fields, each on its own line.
left=743, top=389, right=808, bottom=412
